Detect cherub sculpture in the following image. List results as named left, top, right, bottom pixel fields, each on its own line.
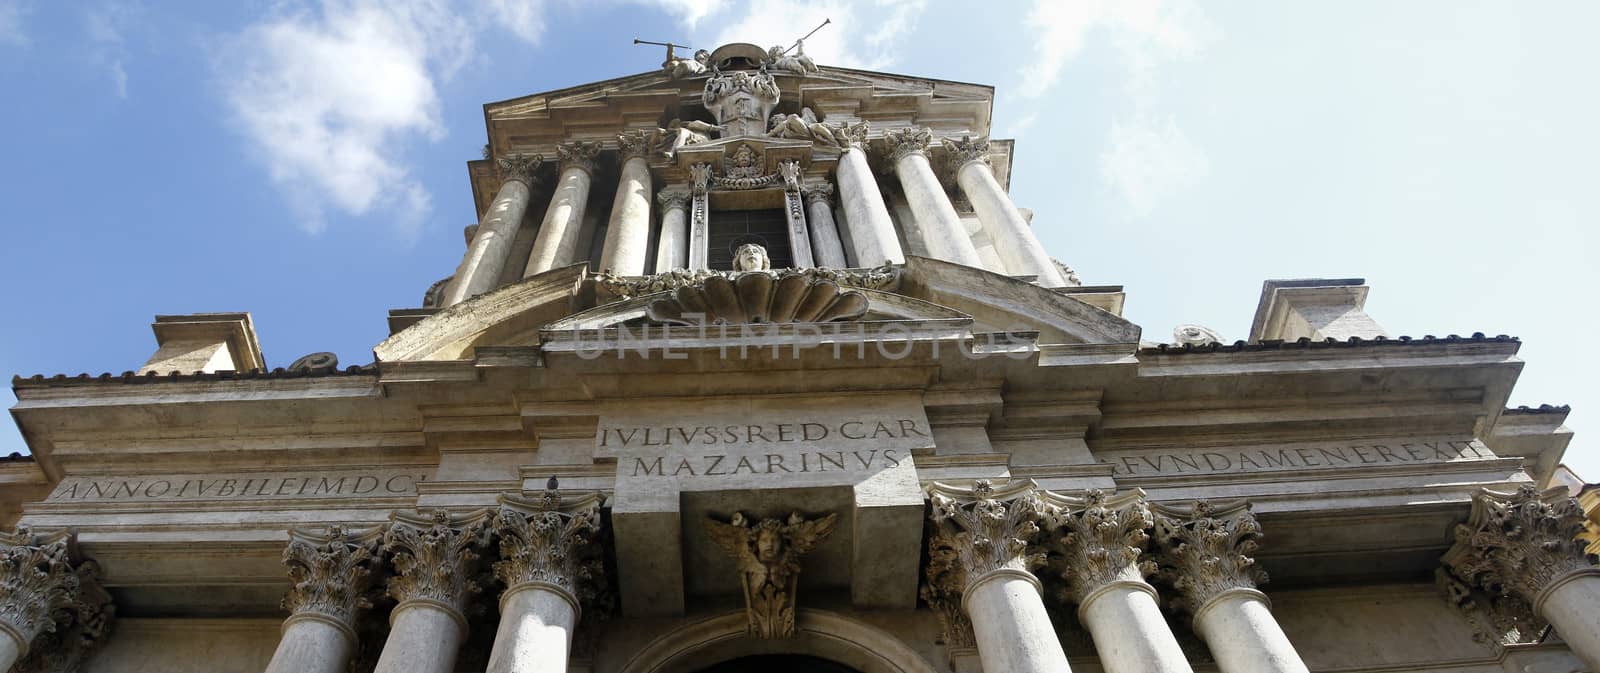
left=705, top=511, right=838, bottom=638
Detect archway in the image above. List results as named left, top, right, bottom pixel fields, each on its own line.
left=615, top=609, right=940, bottom=673
left=695, top=655, right=862, bottom=673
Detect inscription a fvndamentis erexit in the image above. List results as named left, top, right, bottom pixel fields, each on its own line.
left=1099, top=437, right=1497, bottom=478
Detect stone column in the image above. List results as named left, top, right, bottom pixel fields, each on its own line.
left=944, top=136, right=1067, bottom=286
left=802, top=182, right=848, bottom=268
left=600, top=130, right=656, bottom=275
left=485, top=488, right=605, bottom=673
left=654, top=186, right=691, bottom=272
left=882, top=127, right=983, bottom=268
left=831, top=123, right=905, bottom=267
left=265, top=526, right=384, bottom=673
left=1444, top=485, right=1600, bottom=672
left=926, top=480, right=1073, bottom=673
left=445, top=154, right=541, bottom=305
left=373, top=510, right=490, bottom=673
left=1152, top=502, right=1308, bottom=673
left=525, top=141, right=601, bottom=277
left=1042, top=489, right=1194, bottom=673
left=0, top=528, right=80, bottom=671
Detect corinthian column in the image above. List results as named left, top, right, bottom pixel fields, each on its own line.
left=0, top=528, right=80, bottom=671
left=830, top=122, right=905, bottom=266
left=600, top=130, right=656, bottom=275
left=265, top=526, right=384, bottom=673
left=802, top=182, right=848, bottom=268
left=1042, top=489, right=1194, bottom=673
left=1152, top=502, right=1308, bottom=673
left=943, top=136, right=1067, bottom=286
left=485, top=488, right=605, bottom=673
left=927, top=480, right=1073, bottom=673
left=654, top=186, right=691, bottom=272
left=882, top=127, right=983, bottom=268
left=525, top=141, right=601, bottom=277
left=373, top=510, right=490, bottom=673
left=1443, top=485, right=1600, bottom=671
left=446, top=154, right=541, bottom=305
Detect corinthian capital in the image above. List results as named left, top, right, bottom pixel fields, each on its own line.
left=656, top=186, right=692, bottom=210
left=383, top=510, right=491, bottom=617
left=556, top=140, right=602, bottom=176
left=1041, top=489, right=1157, bottom=605
left=1443, top=485, right=1599, bottom=609
left=927, top=480, right=1048, bottom=595
left=1150, top=500, right=1268, bottom=618
left=496, top=153, right=543, bottom=187
left=281, top=526, right=384, bottom=633
left=0, top=528, right=81, bottom=653
left=802, top=181, right=833, bottom=206
left=616, top=129, right=659, bottom=162
left=492, top=487, right=605, bottom=610
left=881, top=126, right=933, bottom=165
left=942, top=135, right=991, bottom=170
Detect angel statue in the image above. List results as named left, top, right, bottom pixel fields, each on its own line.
left=665, top=48, right=710, bottom=79
left=767, top=40, right=819, bottom=75
left=767, top=107, right=839, bottom=148
left=705, top=511, right=838, bottom=638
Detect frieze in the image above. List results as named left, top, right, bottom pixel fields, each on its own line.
left=46, top=469, right=426, bottom=503
left=1097, top=437, right=1497, bottom=478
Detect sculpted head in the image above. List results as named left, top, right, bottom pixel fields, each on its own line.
left=755, top=520, right=785, bottom=563
left=734, top=243, right=771, bottom=271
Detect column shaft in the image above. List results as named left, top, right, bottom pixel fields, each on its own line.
left=264, top=617, right=355, bottom=673
left=1193, top=591, right=1308, bottom=673
left=446, top=178, right=531, bottom=305
left=894, top=152, right=983, bottom=268
left=804, top=187, right=848, bottom=268
left=957, top=160, right=1067, bottom=286
left=655, top=198, right=689, bottom=272
left=0, top=630, right=20, bottom=673
left=965, top=572, right=1074, bottom=673
left=600, top=156, right=652, bottom=275
left=1538, top=571, right=1600, bottom=672
left=1079, top=583, right=1194, bottom=673
left=372, top=603, right=464, bottom=673
left=486, top=586, right=578, bottom=673
left=835, top=149, right=905, bottom=266
left=525, top=166, right=592, bottom=277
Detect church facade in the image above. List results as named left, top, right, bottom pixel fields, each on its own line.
left=2, top=41, right=1596, bottom=673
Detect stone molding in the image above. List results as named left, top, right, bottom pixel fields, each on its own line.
left=1040, top=489, right=1158, bottom=607
left=593, top=265, right=898, bottom=301
left=1443, top=484, right=1599, bottom=611
left=1150, top=500, right=1269, bottom=620
left=383, top=509, right=491, bottom=621
left=556, top=141, right=603, bottom=177
left=495, top=153, right=543, bottom=188
left=280, top=525, right=384, bottom=639
left=616, top=130, right=659, bottom=163
left=656, top=186, right=692, bottom=211
left=706, top=511, right=838, bottom=639
left=802, top=181, right=834, bottom=206
left=881, top=127, right=933, bottom=165
left=641, top=270, right=871, bottom=326
left=926, top=480, right=1048, bottom=607
left=491, top=486, right=605, bottom=614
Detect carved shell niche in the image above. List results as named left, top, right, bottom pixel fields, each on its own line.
left=645, top=272, right=869, bottom=326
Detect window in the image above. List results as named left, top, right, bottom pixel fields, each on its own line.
left=708, top=208, right=792, bottom=270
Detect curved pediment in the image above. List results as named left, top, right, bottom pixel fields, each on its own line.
left=544, top=287, right=970, bottom=332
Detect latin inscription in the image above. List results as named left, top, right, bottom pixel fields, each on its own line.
left=599, top=418, right=929, bottom=448
left=630, top=449, right=904, bottom=478
left=1100, top=439, right=1492, bottom=477
left=47, top=471, right=426, bottom=502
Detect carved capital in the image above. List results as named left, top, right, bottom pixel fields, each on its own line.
left=616, top=129, right=659, bottom=162
left=1041, top=489, right=1157, bottom=605
left=492, top=488, right=605, bottom=612
left=10, top=554, right=114, bottom=673
left=281, top=526, right=384, bottom=631
left=383, top=510, right=490, bottom=618
left=882, top=127, right=933, bottom=165
left=827, top=121, right=871, bottom=152
left=942, top=134, right=991, bottom=169
left=1150, top=500, right=1268, bottom=618
left=1443, top=485, right=1598, bottom=609
left=802, top=181, right=833, bottom=206
left=0, top=528, right=81, bottom=652
left=556, top=141, right=602, bottom=177
left=706, top=511, right=837, bottom=639
left=927, top=480, right=1048, bottom=596
left=921, top=522, right=977, bottom=652
left=656, top=186, right=692, bottom=211
left=496, top=153, right=543, bottom=188
left=1437, top=567, right=1546, bottom=647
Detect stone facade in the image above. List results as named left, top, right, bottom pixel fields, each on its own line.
left=1, top=41, right=1594, bottom=673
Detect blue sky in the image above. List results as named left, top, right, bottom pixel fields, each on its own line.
left=2, top=1, right=1596, bottom=476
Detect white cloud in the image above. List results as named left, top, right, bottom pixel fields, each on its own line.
left=1100, top=115, right=1209, bottom=217
left=1020, top=0, right=1213, bottom=98
left=84, top=5, right=133, bottom=98
left=0, top=0, right=28, bottom=47
left=705, top=0, right=926, bottom=71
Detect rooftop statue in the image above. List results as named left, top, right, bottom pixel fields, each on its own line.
left=663, top=47, right=710, bottom=79
left=766, top=40, right=818, bottom=75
